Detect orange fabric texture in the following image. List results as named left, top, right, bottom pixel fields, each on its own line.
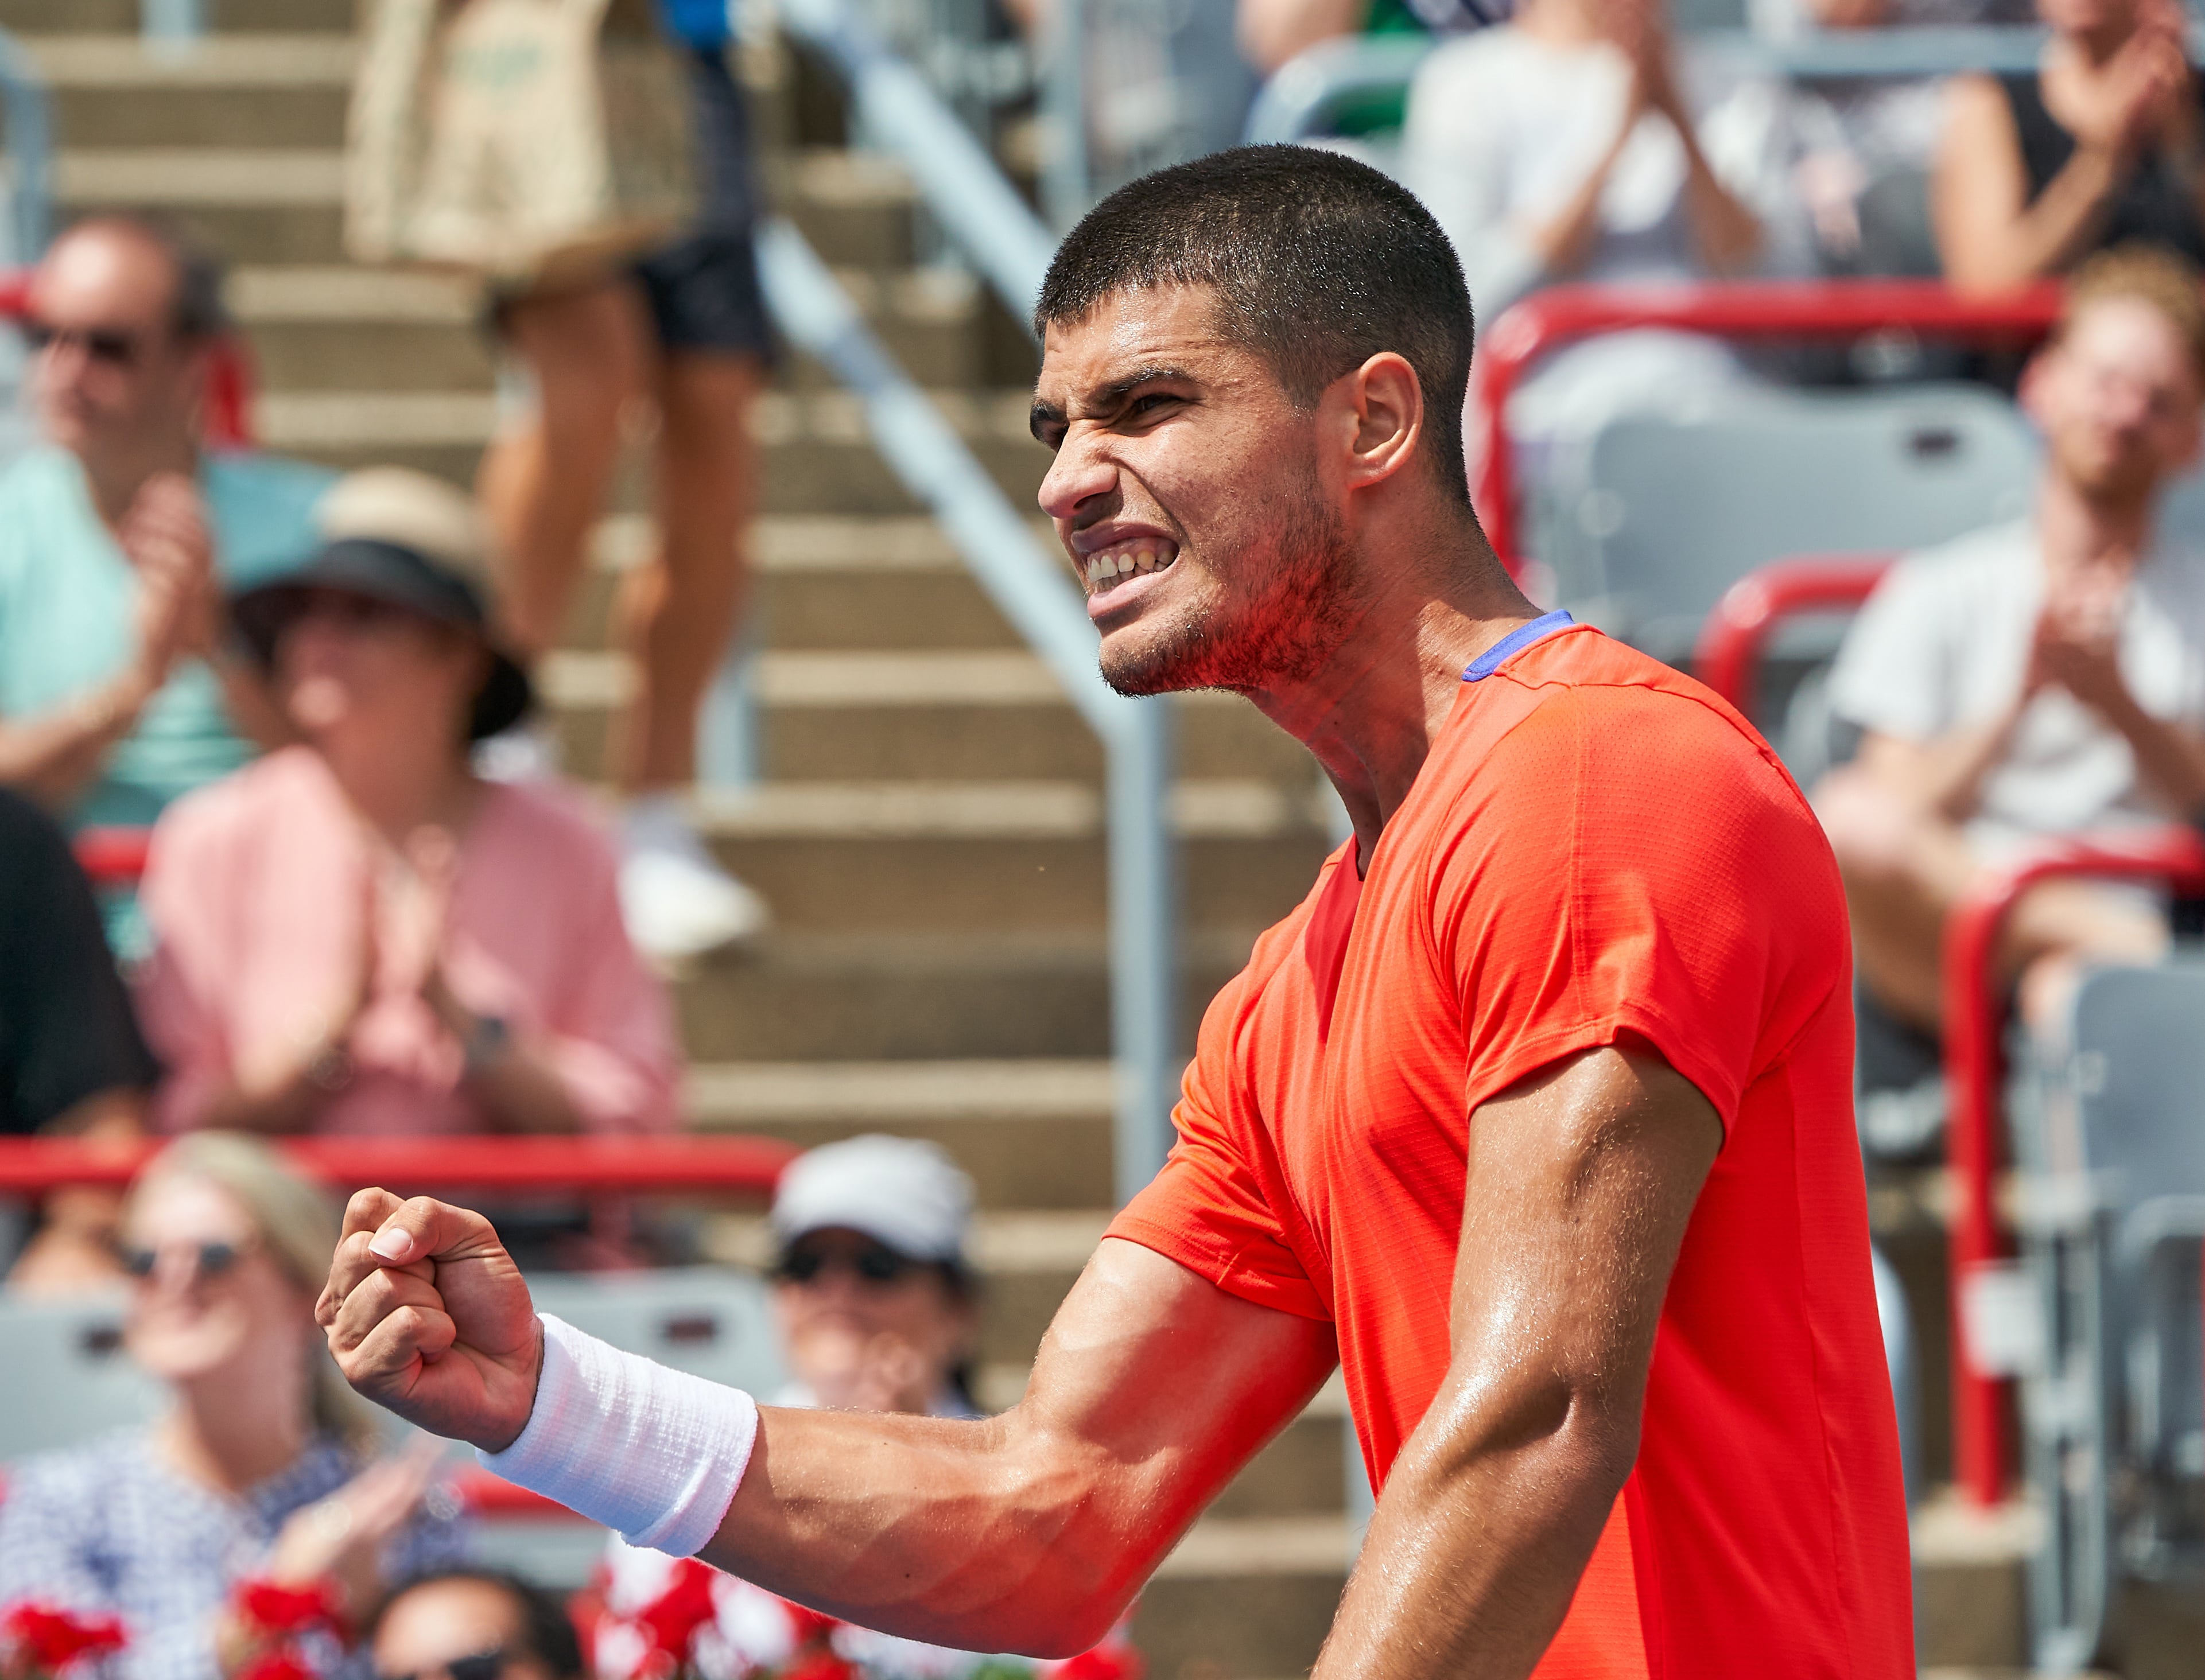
left=1108, top=625, right=1912, bottom=1679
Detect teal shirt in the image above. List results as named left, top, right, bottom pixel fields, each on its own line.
left=0, top=446, right=335, bottom=829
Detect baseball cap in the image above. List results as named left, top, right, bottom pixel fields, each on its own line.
left=229, top=466, right=534, bottom=741
left=770, top=1135, right=976, bottom=1270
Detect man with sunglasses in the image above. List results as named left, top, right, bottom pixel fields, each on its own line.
left=0, top=216, right=332, bottom=888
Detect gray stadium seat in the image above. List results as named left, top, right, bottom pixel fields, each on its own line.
left=1535, top=382, right=2036, bottom=667
left=0, top=1267, right=785, bottom=1585
left=2009, top=961, right=2205, bottom=1671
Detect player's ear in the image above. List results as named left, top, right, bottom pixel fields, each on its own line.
left=1337, top=352, right=1424, bottom=492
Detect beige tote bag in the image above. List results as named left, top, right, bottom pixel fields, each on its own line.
left=347, top=0, right=698, bottom=291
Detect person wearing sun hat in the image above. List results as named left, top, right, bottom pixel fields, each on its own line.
left=132, top=467, right=680, bottom=1143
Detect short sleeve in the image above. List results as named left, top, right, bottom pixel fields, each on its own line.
left=1825, top=554, right=1959, bottom=742
left=1400, top=39, right=1543, bottom=314
left=1104, top=967, right=1330, bottom=1322
left=1432, top=684, right=1845, bottom=1135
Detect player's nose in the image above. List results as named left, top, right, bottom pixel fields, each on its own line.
left=1038, top=427, right=1117, bottom=525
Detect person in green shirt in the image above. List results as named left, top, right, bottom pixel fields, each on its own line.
left=0, top=216, right=333, bottom=837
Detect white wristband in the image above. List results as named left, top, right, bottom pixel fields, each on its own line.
left=478, top=1313, right=759, bottom=1555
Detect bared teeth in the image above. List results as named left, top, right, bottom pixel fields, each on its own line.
left=1082, top=540, right=1178, bottom=593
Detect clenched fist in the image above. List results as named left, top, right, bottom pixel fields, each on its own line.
left=316, top=1188, right=544, bottom=1452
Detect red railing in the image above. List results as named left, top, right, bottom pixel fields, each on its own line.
left=1693, top=557, right=2205, bottom=1508
left=0, top=1133, right=797, bottom=1195
left=72, top=826, right=153, bottom=888
left=0, top=267, right=257, bottom=450
left=1691, top=553, right=1895, bottom=721
left=1940, top=831, right=2205, bottom=1506
left=1470, top=280, right=2062, bottom=563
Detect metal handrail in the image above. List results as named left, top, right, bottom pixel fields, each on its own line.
left=764, top=0, right=1183, bottom=1201
left=1942, top=830, right=2205, bottom=1508
left=0, top=28, right=51, bottom=264
left=1241, top=25, right=2160, bottom=146
left=1469, top=279, right=2062, bottom=562
left=777, top=0, right=1058, bottom=332
left=0, top=1131, right=797, bottom=1194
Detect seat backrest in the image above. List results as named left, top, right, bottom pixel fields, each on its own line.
left=2048, top=962, right=2205, bottom=1220
left=0, top=1269, right=785, bottom=1468
left=1543, top=382, right=2036, bottom=666
left=523, top=1266, right=787, bottom=1397
left=0, top=1294, right=165, bottom=1460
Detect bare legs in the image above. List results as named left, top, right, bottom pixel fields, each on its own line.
left=614, top=354, right=763, bottom=792
left=476, top=277, right=770, bottom=954
left=1813, top=763, right=2170, bottom=1036
left=478, top=281, right=653, bottom=660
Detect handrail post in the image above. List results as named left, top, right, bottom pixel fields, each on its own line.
left=1108, top=698, right=1177, bottom=1201
left=0, top=30, right=52, bottom=263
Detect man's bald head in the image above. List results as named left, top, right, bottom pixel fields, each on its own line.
left=29, top=216, right=228, bottom=476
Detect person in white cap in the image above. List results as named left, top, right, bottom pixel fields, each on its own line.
left=587, top=1138, right=1142, bottom=1680
left=764, top=1135, right=980, bottom=1418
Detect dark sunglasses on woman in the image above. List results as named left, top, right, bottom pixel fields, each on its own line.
left=116, top=1238, right=251, bottom=1282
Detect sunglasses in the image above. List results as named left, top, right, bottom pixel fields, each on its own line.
left=22, top=320, right=144, bottom=367
left=772, top=1243, right=921, bottom=1287
left=377, top=1649, right=509, bottom=1680
left=118, top=1238, right=253, bottom=1284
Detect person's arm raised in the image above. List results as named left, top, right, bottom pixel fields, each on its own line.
left=322, top=1195, right=1337, bottom=1658
left=1309, top=1041, right=1722, bottom=1679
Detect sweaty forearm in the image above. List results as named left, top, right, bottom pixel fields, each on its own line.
left=703, top=1403, right=1140, bottom=1656
left=1313, top=1386, right=1636, bottom=1680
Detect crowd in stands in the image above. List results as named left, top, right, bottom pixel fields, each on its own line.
left=8, top=0, right=2205, bottom=1669
left=0, top=1134, right=1135, bottom=1680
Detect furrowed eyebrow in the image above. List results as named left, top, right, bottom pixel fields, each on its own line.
left=1029, top=364, right=1199, bottom=444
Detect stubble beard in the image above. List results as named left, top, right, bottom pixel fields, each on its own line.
left=1098, top=473, right=1360, bottom=699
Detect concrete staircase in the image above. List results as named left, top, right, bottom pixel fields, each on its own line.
left=3, top=2, right=2154, bottom=1674
left=6, top=5, right=1347, bottom=1674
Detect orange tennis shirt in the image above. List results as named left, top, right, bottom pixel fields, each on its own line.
left=1108, top=617, right=1912, bottom=1678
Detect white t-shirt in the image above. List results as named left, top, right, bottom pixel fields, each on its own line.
left=1827, top=520, right=2205, bottom=855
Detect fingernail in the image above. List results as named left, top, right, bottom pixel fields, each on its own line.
left=369, top=1228, right=411, bottom=1261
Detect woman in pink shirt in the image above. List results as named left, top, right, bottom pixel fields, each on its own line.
left=136, top=468, right=678, bottom=1140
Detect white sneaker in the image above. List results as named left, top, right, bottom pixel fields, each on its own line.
left=619, top=794, right=770, bottom=960
left=473, top=720, right=562, bottom=783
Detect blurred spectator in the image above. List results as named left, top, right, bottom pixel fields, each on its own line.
left=1756, top=0, right=2034, bottom=274
left=1935, top=0, right=2205, bottom=292
left=591, top=1135, right=1142, bottom=1680
left=0, top=217, right=331, bottom=836
left=473, top=7, right=772, bottom=963
left=134, top=469, right=678, bottom=1139
left=0, top=787, right=154, bottom=1294
left=0, top=1133, right=465, bottom=1680
left=369, top=1570, right=582, bottom=1680
left=1816, top=247, right=2205, bottom=1056
left=1403, top=0, right=1798, bottom=467
left=1238, top=0, right=1490, bottom=83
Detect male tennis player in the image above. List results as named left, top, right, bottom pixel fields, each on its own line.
left=320, top=147, right=1911, bottom=1678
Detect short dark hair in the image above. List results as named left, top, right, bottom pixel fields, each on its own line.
left=1035, top=145, right=1476, bottom=507
left=372, top=1568, right=584, bottom=1680
left=56, top=212, right=230, bottom=341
